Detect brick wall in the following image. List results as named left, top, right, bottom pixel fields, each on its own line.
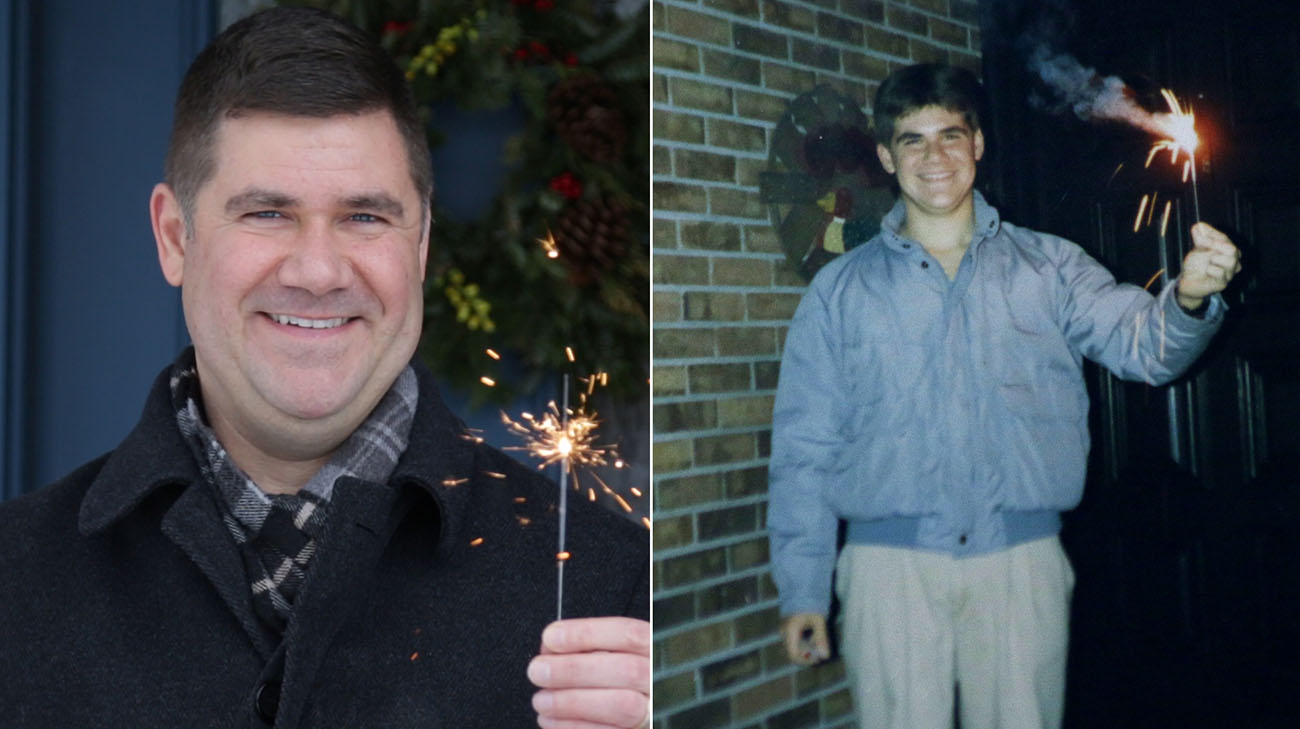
left=651, top=1, right=982, bottom=727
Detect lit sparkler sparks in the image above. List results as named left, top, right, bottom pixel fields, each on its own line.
left=494, top=347, right=644, bottom=619
left=502, top=398, right=613, bottom=472
left=537, top=229, right=560, bottom=259
left=1134, top=89, right=1201, bottom=235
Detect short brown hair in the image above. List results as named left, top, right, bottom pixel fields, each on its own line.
left=164, top=6, right=432, bottom=227
left=873, top=63, right=985, bottom=146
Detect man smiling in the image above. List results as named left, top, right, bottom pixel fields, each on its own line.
left=0, top=8, right=649, bottom=729
left=769, top=63, right=1241, bottom=729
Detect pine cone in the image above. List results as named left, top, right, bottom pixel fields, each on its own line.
left=547, top=75, right=627, bottom=164
left=553, top=197, right=630, bottom=286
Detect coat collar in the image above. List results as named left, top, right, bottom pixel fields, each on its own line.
left=878, top=189, right=1002, bottom=253
left=78, top=349, right=478, bottom=555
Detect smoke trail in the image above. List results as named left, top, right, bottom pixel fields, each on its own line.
left=1026, top=45, right=1165, bottom=136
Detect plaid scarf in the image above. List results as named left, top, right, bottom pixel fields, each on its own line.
left=170, top=353, right=417, bottom=634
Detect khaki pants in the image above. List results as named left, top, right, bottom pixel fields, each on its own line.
left=835, top=537, right=1074, bottom=729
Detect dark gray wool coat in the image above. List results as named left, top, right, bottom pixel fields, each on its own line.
left=0, top=356, right=649, bottom=728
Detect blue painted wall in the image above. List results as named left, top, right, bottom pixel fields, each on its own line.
left=2, top=0, right=212, bottom=497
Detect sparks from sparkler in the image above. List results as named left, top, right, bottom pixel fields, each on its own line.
left=1123, top=89, right=1200, bottom=362
left=1134, top=89, right=1201, bottom=236
left=537, top=229, right=560, bottom=259
left=493, top=347, right=642, bottom=619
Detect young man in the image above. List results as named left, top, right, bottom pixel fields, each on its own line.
left=0, top=8, right=648, bottom=728
left=769, top=64, right=1241, bottom=729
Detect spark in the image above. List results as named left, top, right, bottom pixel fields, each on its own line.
left=1138, top=89, right=1202, bottom=227
left=1133, top=194, right=1149, bottom=233
left=484, top=471, right=507, bottom=479
left=442, top=477, right=470, bottom=486
left=410, top=652, right=420, bottom=661
left=480, top=376, right=496, bottom=387
left=469, top=537, right=484, bottom=547
left=486, top=348, right=501, bottom=360
left=501, top=401, right=612, bottom=471
left=537, top=229, right=560, bottom=259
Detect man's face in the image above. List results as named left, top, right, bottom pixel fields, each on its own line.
left=153, top=111, right=428, bottom=461
left=876, top=105, right=984, bottom=219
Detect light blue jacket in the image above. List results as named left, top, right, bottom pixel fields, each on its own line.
left=768, top=192, right=1225, bottom=617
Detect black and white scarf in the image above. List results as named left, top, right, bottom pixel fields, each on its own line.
left=170, top=352, right=417, bottom=634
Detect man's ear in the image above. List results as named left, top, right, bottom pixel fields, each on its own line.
left=876, top=142, right=896, bottom=175
left=974, top=128, right=985, bottom=162
left=151, top=183, right=186, bottom=287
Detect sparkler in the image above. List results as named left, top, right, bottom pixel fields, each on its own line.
left=495, top=348, right=640, bottom=619
left=1135, top=89, right=1201, bottom=235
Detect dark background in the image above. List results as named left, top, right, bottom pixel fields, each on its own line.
left=981, top=0, right=1300, bottom=726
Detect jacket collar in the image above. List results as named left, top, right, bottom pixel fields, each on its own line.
left=878, top=189, right=1002, bottom=253
left=78, top=350, right=478, bottom=554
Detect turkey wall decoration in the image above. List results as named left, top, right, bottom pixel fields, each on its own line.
left=760, top=85, right=894, bottom=281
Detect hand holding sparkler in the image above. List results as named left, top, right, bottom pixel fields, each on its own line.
left=1175, top=222, right=1243, bottom=311
left=528, top=617, right=651, bottom=729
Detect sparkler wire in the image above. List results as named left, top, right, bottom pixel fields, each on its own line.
left=556, top=373, right=570, bottom=621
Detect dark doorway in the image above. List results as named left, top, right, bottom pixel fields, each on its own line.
left=981, top=1, right=1300, bottom=726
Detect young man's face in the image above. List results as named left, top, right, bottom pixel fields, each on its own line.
left=876, top=105, right=984, bottom=220
left=152, top=110, right=429, bottom=461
